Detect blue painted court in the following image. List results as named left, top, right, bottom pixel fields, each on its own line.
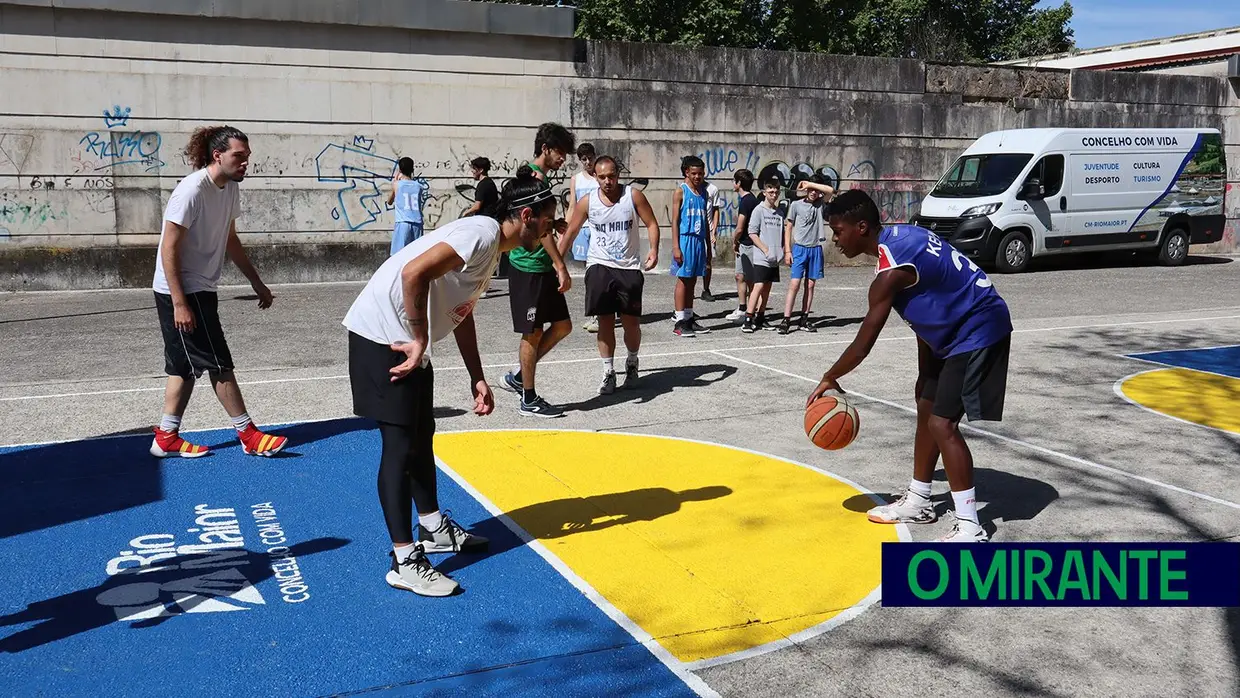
left=1127, top=345, right=1240, bottom=379
left=0, top=420, right=697, bottom=697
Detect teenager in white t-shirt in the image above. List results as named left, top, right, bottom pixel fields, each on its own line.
left=149, top=125, right=287, bottom=460
left=342, top=167, right=558, bottom=597
left=558, top=155, right=660, bottom=395
left=571, top=142, right=601, bottom=333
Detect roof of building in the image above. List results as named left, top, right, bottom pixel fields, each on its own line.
left=997, top=25, right=1240, bottom=71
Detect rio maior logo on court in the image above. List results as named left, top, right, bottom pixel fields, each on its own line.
left=95, top=503, right=312, bottom=622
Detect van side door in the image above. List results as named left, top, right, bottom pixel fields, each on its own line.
left=1016, top=154, right=1066, bottom=243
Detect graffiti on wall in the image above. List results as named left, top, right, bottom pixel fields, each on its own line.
left=315, top=136, right=429, bottom=231
left=76, top=106, right=165, bottom=173
left=0, top=191, right=69, bottom=233
left=0, top=133, right=34, bottom=175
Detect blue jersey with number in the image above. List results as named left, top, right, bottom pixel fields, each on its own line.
left=877, top=225, right=1012, bottom=357
left=394, top=179, right=424, bottom=225
left=677, top=183, right=707, bottom=238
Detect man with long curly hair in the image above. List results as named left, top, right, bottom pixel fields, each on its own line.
left=149, top=125, right=288, bottom=459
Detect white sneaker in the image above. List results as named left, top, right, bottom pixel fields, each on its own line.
left=599, top=371, right=617, bottom=395
left=867, top=490, right=937, bottom=524
left=583, top=317, right=599, bottom=333
left=420, top=510, right=489, bottom=553
left=385, top=546, right=459, bottom=597
left=937, top=514, right=989, bottom=543
left=725, top=308, right=746, bottom=322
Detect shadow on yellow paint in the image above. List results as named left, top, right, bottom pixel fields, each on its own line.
left=1120, top=368, right=1240, bottom=434
left=506, top=486, right=733, bottom=540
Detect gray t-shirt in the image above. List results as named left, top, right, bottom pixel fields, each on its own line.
left=747, top=203, right=785, bottom=267
left=787, top=199, right=825, bottom=247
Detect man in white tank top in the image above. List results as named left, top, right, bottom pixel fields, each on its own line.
left=559, top=155, right=661, bottom=395
left=571, top=143, right=601, bottom=333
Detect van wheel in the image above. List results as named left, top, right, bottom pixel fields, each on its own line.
left=994, top=230, right=1031, bottom=273
left=1157, top=228, right=1188, bottom=266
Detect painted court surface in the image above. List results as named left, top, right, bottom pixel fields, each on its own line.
left=3, top=257, right=1239, bottom=696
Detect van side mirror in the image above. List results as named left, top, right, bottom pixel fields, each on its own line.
left=1018, top=178, right=1044, bottom=201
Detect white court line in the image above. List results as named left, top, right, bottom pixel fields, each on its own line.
left=7, top=311, right=1240, bottom=403
left=709, top=350, right=1240, bottom=512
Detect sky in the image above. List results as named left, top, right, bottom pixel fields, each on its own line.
left=1037, top=0, right=1240, bottom=49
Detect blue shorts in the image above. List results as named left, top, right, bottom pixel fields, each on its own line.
left=670, top=235, right=707, bottom=278
left=391, top=221, right=423, bottom=256
left=791, top=243, right=824, bottom=280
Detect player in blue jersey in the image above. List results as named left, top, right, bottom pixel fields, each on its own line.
left=386, top=157, right=424, bottom=256
left=670, top=156, right=711, bottom=337
left=805, top=187, right=1013, bottom=543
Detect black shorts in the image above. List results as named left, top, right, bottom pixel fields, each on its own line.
left=155, top=291, right=235, bottom=379
left=919, top=335, right=1011, bottom=422
left=508, top=267, right=571, bottom=334
left=751, top=264, right=780, bottom=284
left=348, top=331, right=435, bottom=428
left=584, top=265, right=644, bottom=317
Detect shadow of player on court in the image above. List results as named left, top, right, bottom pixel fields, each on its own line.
left=0, top=537, right=349, bottom=653
left=436, top=486, right=731, bottom=576
left=560, top=363, right=737, bottom=413
left=842, top=467, right=1059, bottom=526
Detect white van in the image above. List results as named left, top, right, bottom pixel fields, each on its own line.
left=912, top=128, right=1228, bottom=273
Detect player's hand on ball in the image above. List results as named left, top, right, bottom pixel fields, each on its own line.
left=807, top=376, right=844, bottom=406
left=472, top=379, right=494, bottom=416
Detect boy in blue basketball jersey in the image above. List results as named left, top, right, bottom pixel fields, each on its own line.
left=387, top=157, right=424, bottom=256
left=670, top=156, right=711, bottom=337
left=807, top=190, right=1013, bottom=542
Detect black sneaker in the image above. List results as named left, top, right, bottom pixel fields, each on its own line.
left=741, top=319, right=755, bottom=334
left=801, top=318, right=817, bottom=333
left=518, top=396, right=565, bottom=418
left=689, top=319, right=711, bottom=334
left=777, top=318, right=791, bottom=335
left=701, top=289, right=715, bottom=302
left=420, top=510, right=489, bottom=553
left=673, top=320, right=696, bottom=338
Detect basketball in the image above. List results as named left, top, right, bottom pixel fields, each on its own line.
left=805, top=395, right=859, bottom=450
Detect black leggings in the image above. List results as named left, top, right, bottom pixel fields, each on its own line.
left=375, top=370, right=439, bottom=544
left=377, top=421, right=438, bottom=544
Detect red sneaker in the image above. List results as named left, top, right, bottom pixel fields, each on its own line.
left=237, top=424, right=288, bottom=457
left=150, top=428, right=210, bottom=458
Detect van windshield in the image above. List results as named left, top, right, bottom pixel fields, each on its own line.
left=931, top=153, right=1034, bottom=198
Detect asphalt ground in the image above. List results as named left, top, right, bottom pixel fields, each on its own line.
left=3, top=251, right=1239, bottom=697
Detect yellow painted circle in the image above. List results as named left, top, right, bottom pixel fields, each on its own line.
left=434, top=429, right=903, bottom=665
left=1119, top=368, right=1240, bottom=435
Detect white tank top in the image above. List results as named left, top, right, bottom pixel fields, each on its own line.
left=574, top=172, right=600, bottom=233
left=587, top=185, right=639, bottom=270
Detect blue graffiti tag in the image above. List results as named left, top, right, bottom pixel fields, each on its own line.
left=315, top=140, right=433, bottom=231
left=103, top=105, right=132, bottom=129
left=79, top=131, right=165, bottom=172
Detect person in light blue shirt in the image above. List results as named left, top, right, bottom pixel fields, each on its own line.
left=387, top=157, right=425, bottom=256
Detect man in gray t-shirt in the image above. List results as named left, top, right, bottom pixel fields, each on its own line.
left=778, top=175, right=835, bottom=334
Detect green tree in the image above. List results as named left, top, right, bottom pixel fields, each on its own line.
left=485, top=0, right=1073, bottom=63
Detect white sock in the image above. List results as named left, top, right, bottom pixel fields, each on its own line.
left=952, top=487, right=979, bottom=525
left=908, top=479, right=932, bottom=501
left=231, top=412, right=252, bottom=431
left=418, top=510, right=443, bottom=531
left=603, top=358, right=614, bottom=374
left=393, top=542, right=418, bottom=561
left=159, top=414, right=181, bottom=432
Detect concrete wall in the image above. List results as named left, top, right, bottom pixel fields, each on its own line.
left=1, top=0, right=1237, bottom=290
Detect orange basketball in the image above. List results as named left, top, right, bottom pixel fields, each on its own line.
left=805, top=395, right=859, bottom=450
